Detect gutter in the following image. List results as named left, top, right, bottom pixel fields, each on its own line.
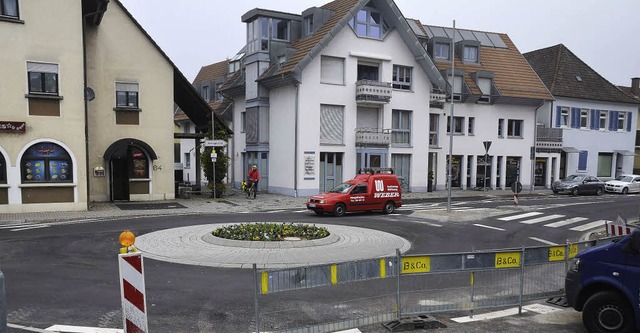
left=82, top=0, right=109, bottom=204
left=294, top=83, right=300, bottom=197
left=531, top=99, right=545, bottom=193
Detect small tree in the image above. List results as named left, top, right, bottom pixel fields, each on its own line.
left=200, top=116, right=230, bottom=198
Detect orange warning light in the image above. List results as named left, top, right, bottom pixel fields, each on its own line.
left=119, top=230, right=136, bottom=247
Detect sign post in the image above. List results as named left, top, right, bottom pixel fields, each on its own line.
left=211, top=150, right=217, bottom=198
left=482, top=141, right=492, bottom=191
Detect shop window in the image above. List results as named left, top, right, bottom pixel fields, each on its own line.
left=130, top=147, right=149, bottom=178
left=21, top=142, right=72, bottom=183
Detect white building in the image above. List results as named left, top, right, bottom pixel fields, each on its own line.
left=213, top=0, right=552, bottom=196
left=525, top=45, right=639, bottom=182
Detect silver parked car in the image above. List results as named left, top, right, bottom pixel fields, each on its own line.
left=551, top=175, right=604, bottom=196
left=605, top=174, right=640, bottom=194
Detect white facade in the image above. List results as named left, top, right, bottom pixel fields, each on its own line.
left=431, top=103, right=538, bottom=190
left=232, top=26, right=436, bottom=196
left=539, top=98, right=637, bottom=180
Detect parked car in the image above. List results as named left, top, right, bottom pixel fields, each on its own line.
left=551, top=175, right=604, bottom=196
left=605, top=174, right=640, bottom=194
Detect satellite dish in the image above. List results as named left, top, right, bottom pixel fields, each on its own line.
left=85, top=87, right=95, bottom=101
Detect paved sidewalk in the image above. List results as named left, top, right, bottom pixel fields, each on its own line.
left=0, top=187, right=548, bottom=224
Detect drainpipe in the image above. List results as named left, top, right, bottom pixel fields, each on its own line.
left=531, top=100, right=545, bottom=193
left=294, top=83, right=300, bottom=197
left=82, top=1, right=109, bottom=206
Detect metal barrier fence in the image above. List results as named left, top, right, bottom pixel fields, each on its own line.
left=252, top=237, right=618, bottom=333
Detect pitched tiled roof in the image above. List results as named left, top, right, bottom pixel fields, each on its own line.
left=524, top=44, right=639, bottom=104
left=275, top=0, right=359, bottom=76
left=424, top=25, right=553, bottom=101
left=193, top=60, right=229, bottom=85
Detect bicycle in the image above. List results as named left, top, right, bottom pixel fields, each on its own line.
left=242, top=180, right=257, bottom=199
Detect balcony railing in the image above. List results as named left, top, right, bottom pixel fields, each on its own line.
left=355, top=80, right=392, bottom=104
left=355, top=128, right=391, bottom=146
left=536, top=127, right=563, bottom=151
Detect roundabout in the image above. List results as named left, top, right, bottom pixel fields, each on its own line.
left=135, top=223, right=412, bottom=268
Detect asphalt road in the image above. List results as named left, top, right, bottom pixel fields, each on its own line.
left=1, top=193, right=638, bottom=332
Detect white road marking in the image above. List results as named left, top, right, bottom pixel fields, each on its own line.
left=473, top=224, right=505, bottom=231
left=498, top=212, right=543, bottom=221
left=46, top=325, right=123, bottom=333
left=522, top=303, right=563, bottom=314
left=529, top=237, right=557, bottom=245
left=10, top=225, right=50, bottom=232
left=570, top=220, right=608, bottom=231
left=451, top=307, right=525, bottom=323
left=544, top=217, right=589, bottom=228
left=520, top=214, right=565, bottom=224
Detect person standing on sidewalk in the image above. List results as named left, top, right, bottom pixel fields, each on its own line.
left=248, top=164, right=260, bottom=194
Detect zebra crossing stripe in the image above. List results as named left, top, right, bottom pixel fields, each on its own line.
left=497, top=212, right=543, bottom=221
left=570, top=220, right=607, bottom=232
left=544, top=217, right=589, bottom=228
left=520, top=214, right=565, bottom=225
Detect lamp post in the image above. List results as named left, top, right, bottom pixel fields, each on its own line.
left=483, top=141, right=492, bottom=191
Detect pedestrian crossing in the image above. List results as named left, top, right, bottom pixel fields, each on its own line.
left=497, top=212, right=608, bottom=232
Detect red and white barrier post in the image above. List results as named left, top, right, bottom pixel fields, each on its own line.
left=118, top=231, right=148, bottom=333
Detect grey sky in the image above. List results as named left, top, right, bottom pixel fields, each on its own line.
left=120, top=0, right=640, bottom=87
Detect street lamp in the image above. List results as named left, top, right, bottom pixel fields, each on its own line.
left=483, top=141, right=492, bottom=191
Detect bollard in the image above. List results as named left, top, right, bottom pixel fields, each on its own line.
left=1, top=269, right=6, bottom=333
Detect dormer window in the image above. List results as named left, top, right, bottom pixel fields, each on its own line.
left=463, top=45, right=478, bottom=63
left=477, top=77, right=491, bottom=103
left=304, top=15, right=314, bottom=35
left=349, top=7, right=388, bottom=40
left=271, top=18, right=289, bottom=41
left=434, top=42, right=450, bottom=60
left=228, top=53, right=244, bottom=73
left=448, top=75, right=463, bottom=101
left=201, top=85, right=210, bottom=102
left=215, top=83, right=223, bottom=101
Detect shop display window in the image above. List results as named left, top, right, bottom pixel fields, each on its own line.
left=21, top=142, right=72, bottom=183
left=130, top=147, right=148, bottom=178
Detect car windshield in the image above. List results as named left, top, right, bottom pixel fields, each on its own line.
left=615, top=175, right=625, bottom=180
left=563, top=175, right=584, bottom=182
left=619, top=176, right=634, bottom=182
left=329, top=183, right=354, bottom=194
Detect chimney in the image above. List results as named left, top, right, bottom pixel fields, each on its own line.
left=632, top=77, right=640, bottom=97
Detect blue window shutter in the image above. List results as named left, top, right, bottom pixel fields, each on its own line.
left=578, top=151, right=588, bottom=171
left=590, top=109, right=597, bottom=129
left=573, top=108, right=581, bottom=129
left=627, top=112, right=633, bottom=132
left=555, top=106, right=562, bottom=127
left=609, top=111, right=616, bottom=131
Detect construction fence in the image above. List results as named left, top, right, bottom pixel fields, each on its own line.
left=251, top=237, right=618, bottom=333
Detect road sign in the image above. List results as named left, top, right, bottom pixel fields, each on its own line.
left=204, top=139, right=227, bottom=147
left=511, top=181, right=522, bottom=194
left=482, top=141, right=492, bottom=152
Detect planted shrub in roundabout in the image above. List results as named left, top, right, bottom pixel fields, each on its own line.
left=212, top=222, right=330, bottom=241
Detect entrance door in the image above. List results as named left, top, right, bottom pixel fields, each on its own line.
left=535, top=159, right=546, bottom=186
left=111, top=159, right=129, bottom=201
left=320, top=152, right=343, bottom=193
left=356, top=150, right=386, bottom=173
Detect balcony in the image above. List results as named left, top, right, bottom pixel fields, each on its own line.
left=429, top=91, right=447, bottom=109
left=355, top=80, right=392, bottom=104
left=536, top=127, right=563, bottom=152
left=355, top=128, right=391, bottom=146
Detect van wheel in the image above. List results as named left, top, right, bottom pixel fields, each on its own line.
left=383, top=201, right=395, bottom=214
left=583, top=291, right=635, bottom=333
left=332, top=203, right=346, bottom=217
left=622, top=187, right=629, bottom=195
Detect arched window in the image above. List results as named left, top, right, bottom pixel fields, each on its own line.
left=21, top=142, right=72, bottom=183
left=0, top=153, right=6, bottom=184
left=130, top=147, right=148, bottom=178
